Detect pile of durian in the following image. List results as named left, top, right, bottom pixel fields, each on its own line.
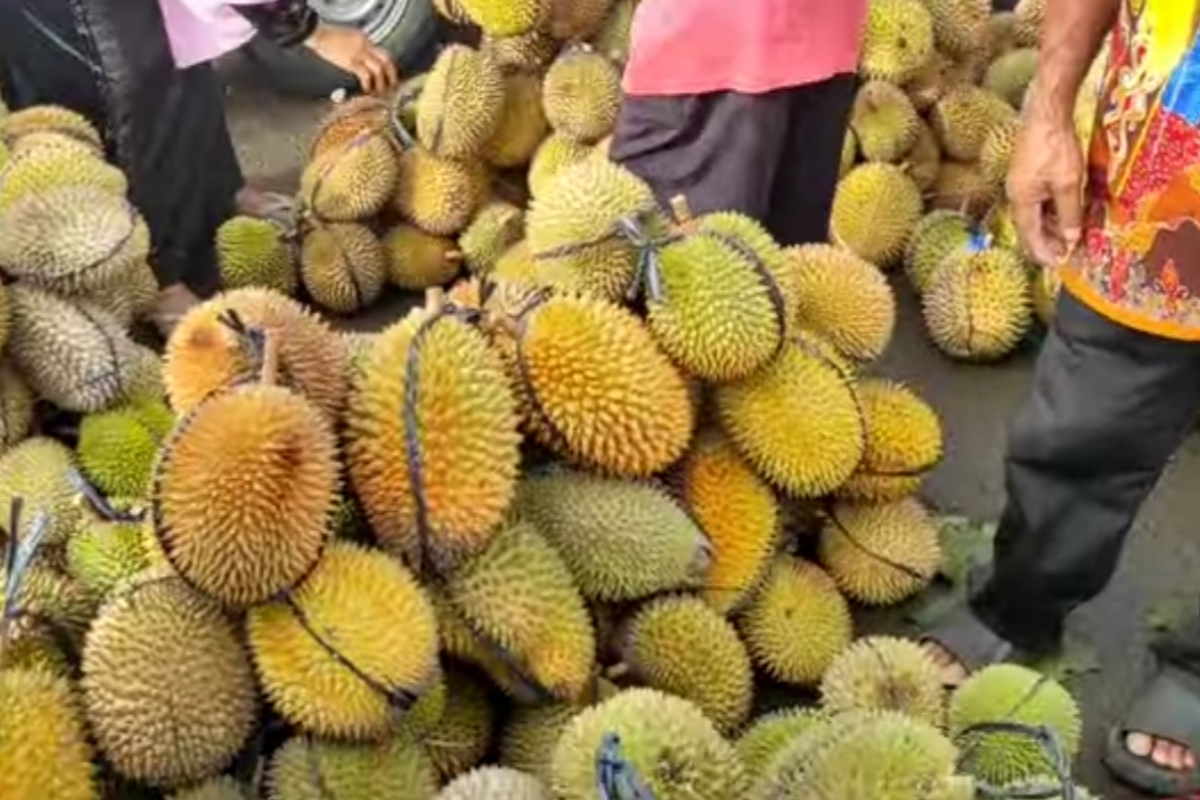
left=840, top=0, right=1107, bottom=362
left=0, top=0, right=1109, bottom=798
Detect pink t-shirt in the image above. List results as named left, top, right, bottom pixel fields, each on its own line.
left=623, top=0, right=869, bottom=96
left=158, top=0, right=278, bottom=69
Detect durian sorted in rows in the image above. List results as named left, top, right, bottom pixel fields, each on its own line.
left=513, top=470, right=711, bottom=603
left=820, top=636, right=945, bottom=726
left=484, top=71, right=550, bottom=169
left=347, top=295, right=521, bottom=569
left=839, top=379, right=943, bottom=502
left=786, top=243, right=896, bottom=363
left=383, top=223, right=464, bottom=290
left=247, top=541, right=440, bottom=740
left=394, top=146, right=490, bottom=236
left=417, top=44, right=506, bottom=159
left=851, top=80, right=920, bottom=163
left=859, top=0, right=935, bottom=84
left=438, top=767, right=552, bottom=800
left=543, top=47, right=622, bottom=145
left=818, top=498, right=942, bottom=606
left=298, top=126, right=397, bottom=221
left=0, top=668, right=98, bottom=800
left=738, top=557, right=853, bottom=686
left=830, top=162, right=923, bottom=267
left=266, top=731, right=439, bottom=800
left=215, top=214, right=298, bottom=295
left=551, top=688, right=747, bottom=800
left=459, top=200, right=524, bottom=276
left=923, top=245, right=1033, bottom=360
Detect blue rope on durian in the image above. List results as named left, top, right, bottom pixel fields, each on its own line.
left=596, top=733, right=656, bottom=800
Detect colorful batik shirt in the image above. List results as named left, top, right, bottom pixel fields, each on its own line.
left=1067, top=0, right=1200, bottom=339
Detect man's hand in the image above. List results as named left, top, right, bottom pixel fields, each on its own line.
left=304, top=23, right=399, bottom=95
left=1007, top=103, right=1086, bottom=267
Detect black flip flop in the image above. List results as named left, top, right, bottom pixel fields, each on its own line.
left=1104, top=666, right=1200, bottom=797
left=918, top=605, right=1014, bottom=686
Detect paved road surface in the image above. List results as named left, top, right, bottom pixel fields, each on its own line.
left=220, top=55, right=1200, bottom=799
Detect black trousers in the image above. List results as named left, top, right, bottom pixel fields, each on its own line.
left=608, top=74, right=856, bottom=248
left=971, top=290, right=1200, bottom=673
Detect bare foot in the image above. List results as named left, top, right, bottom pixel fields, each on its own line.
left=1125, top=732, right=1198, bottom=773
left=150, top=283, right=201, bottom=339
left=919, top=639, right=970, bottom=687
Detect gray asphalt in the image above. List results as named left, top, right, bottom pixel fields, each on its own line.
left=219, top=54, right=1200, bottom=799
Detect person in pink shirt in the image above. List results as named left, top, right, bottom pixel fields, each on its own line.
left=0, top=0, right=397, bottom=334
left=610, top=0, right=869, bottom=245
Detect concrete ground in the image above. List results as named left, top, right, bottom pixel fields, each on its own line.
left=218, top=55, right=1200, bottom=800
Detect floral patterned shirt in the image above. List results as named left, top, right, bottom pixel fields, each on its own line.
left=1068, top=0, right=1200, bottom=339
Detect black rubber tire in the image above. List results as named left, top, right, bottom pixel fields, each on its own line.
left=244, top=0, right=444, bottom=98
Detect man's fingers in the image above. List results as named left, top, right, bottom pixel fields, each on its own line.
left=1050, top=178, right=1084, bottom=254
left=373, top=48, right=400, bottom=89
left=1010, top=198, right=1059, bottom=267
left=355, top=62, right=377, bottom=95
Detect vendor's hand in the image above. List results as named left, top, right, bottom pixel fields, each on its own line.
left=304, top=23, right=399, bottom=95
left=1006, top=100, right=1086, bottom=267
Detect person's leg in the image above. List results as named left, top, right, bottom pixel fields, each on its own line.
left=609, top=88, right=792, bottom=222
left=764, top=72, right=857, bottom=247
left=921, top=291, right=1200, bottom=683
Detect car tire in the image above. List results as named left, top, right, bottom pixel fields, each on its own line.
left=244, top=0, right=444, bottom=98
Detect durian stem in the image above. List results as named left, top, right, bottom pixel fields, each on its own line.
left=259, top=329, right=282, bottom=387
left=425, top=286, right=446, bottom=316
left=669, top=194, right=694, bottom=225
left=444, top=250, right=464, bottom=265
left=604, top=662, right=630, bottom=680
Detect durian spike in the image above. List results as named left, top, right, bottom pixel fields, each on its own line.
left=259, top=327, right=282, bottom=387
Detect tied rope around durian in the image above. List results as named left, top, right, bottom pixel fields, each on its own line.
left=821, top=505, right=934, bottom=586
left=530, top=203, right=665, bottom=266
left=792, top=333, right=870, bottom=464
left=615, top=214, right=668, bottom=305
left=67, top=467, right=145, bottom=525
left=596, top=732, right=657, bottom=800
left=403, top=287, right=556, bottom=705
left=0, top=497, right=49, bottom=657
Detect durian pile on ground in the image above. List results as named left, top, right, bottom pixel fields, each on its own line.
left=841, top=0, right=1106, bottom=362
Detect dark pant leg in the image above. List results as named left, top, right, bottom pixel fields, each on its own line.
left=609, top=89, right=792, bottom=221
left=969, top=291, right=1200, bottom=653
left=765, top=72, right=857, bottom=247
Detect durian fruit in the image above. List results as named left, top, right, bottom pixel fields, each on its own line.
left=154, top=383, right=338, bottom=607
left=308, top=95, right=391, bottom=158
left=983, top=203, right=1022, bottom=252
left=839, top=379, right=943, bottom=502
left=445, top=520, right=596, bottom=701
left=930, top=161, right=997, bottom=219
left=830, top=163, right=923, bottom=267
left=840, top=130, right=857, bottom=178
left=820, top=636, right=945, bottom=727
left=247, top=541, right=440, bottom=740
left=985, top=48, right=1038, bottom=108
left=0, top=613, right=71, bottom=676
left=906, top=209, right=979, bottom=295
left=0, top=104, right=103, bottom=150
left=3, top=561, right=98, bottom=643
left=298, top=128, right=398, bottom=221
left=216, top=215, right=298, bottom=295
left=680, top=430, right=780, bottom=615
left=266, top=732, right=439, bottom=800
left=383, top=223, right=464, bottom=290
left=949, top=664, right=1082, bottom=785
left=547, top=0, right=615, bottom=40
left=851, top=81, right=920, bottom=163
left=417, top=44, right=506, bottom=159
left=905, top=120, right=943, bottom=192
left=931, top=86, right=1017, bottom=162
left=0, top=361, right=36, bottom=455
left=423, top=667, right=497, bottom=778
left=905, top=52, right=958, bottom=114
left=484, top=72, right=550, bottom=169
left=169, top=775, right=247, bottom=800
left=0, top=146, right=128, bottom=211
left=513, top=470, right=711, bottom=603
left=0, top=668, right=98, bottom=800
left=457, top=0, right=546, bottom=36
left=499, top=704, right=580, bottom=782
left=511, top=294, right=694, bottom=476
left=299, top=222, right=387, bottom=314
left=619, top=595, right=754, bottom=732
left=986, top=12, right=1021, bottom=57
left=818, top=498, right=941, bottom=606
left=438, top=767, right=551, bottom=800
left=77, top=398, right=174, bottom=499
left=394, top=147, right=490, bottom=236
left=346, top=302, right=521, bottom=569
left=981, top=116, right=1021, bottom=190
left=590, top=0, right=636, bottom=62
left=923, top=246, right=1033, bottom=360
left=646, top=226, right=790, bottom=382
left=786, top=244, right=896, bottom=363
left=60, top=259, right=159, bottom=331
left=0, top=285, right=8, bottom=360
left=432, top=0, right=471, bottom=24
left=0, top=186, right=149, bottom=292
left=66, top=519, right=149, bottom=598
left=858, top=0, right=935, bottom=84
left=0, top=435, right=83, bottom=544
left=714, top=335, right=865, bottom=498
left=6, top=286, right=140, bottom=414
left=483, top=29, right=560, bottom=72
left=1013, top=0, right=1044, bottom=47
left=492, top=240, right=540, bottom=282
left=527, top=133, right=592, bottom=200
left=1032, top=266, right=1062, bottom=327
left=543, top=48, right=621, bottom=145
left=527, top=158, right=666, bottom=300
left=738, top=557, right=852, bottom=687
left=756, top=710, right=964, bottom=800
left=82, top=575, right=259, bottom=789
left=923, top=0, right=991, bottom=58
left=459, top=200, right=525, bottom=276
left=551, top=688, right=746, bottom=800
left=736, top=709, right=827, bottom=777
left=163, top=288, right=349, bottom=421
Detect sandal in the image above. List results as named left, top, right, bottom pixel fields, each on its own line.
left=1103, top=666, right=1200, bottom=796
left=918, top=605, right=1014, bottom=687
left=235, top=187, right=296, bottom=228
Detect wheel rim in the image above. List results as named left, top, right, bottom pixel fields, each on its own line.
left=308, top=0, right=411, bottom=42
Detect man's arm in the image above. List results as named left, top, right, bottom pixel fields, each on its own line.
left=231, top=0, right=318, bottom=47
left=1026, top=0, right=1121, bottom=123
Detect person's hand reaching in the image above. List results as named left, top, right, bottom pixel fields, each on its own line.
left=304, top=22, right=399, bottom=95
left=1006, top=98, right=1086, bottom=267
